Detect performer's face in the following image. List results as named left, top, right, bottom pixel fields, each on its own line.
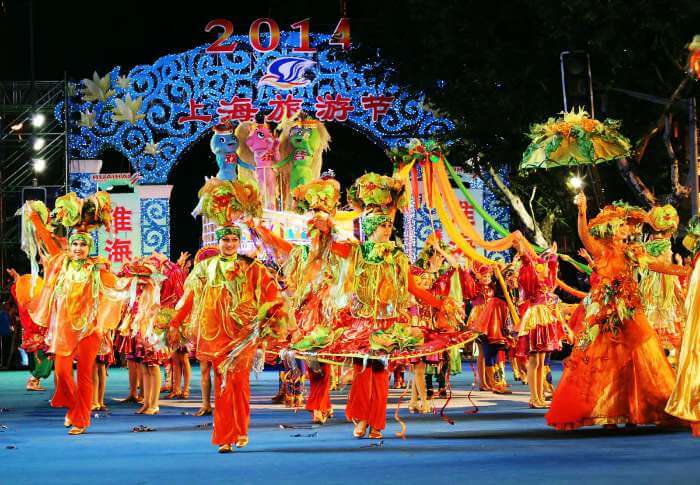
left=369, top=221, right=393, bottom=243
left=308, top=212, right=333, bottom=237
left=613, top=224, right=632, bottom=242
left=70, top=239, right=89, bottom=260
left=218, top=234, right=240, bottom=257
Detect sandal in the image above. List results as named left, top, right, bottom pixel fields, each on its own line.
left=353, top=420, right=367, bottom=438
left=194, top=407, right=212, bottom=417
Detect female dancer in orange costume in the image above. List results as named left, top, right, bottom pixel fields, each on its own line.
left=463, top=260, right=514, bottom=395
left=512, top=236, right=564, bottom=408
left=19, top=193, right=129, bottom=435
left=8, top=269, right=51, bottom=391
left=408, top=235, right=464, bottom=412
left=253, top=176, right=348, bottom=424
left=546, top=194, right=688, bottom=430
left=322, top=173, right=463, bottom=439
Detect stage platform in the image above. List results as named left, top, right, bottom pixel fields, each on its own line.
left=0, top=364, right=697, bottom=484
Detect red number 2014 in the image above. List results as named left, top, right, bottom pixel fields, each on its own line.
left=205, top=17, right=350, bottom=54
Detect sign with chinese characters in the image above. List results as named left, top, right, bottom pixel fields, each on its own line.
left=96, top=192, right=142, bottom=269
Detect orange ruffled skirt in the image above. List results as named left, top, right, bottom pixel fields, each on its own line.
left=546, top=312, right=678, bottom=430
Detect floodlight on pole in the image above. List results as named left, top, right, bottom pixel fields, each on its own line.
left=32, top=137, right=45, bottom=151
left=33, top=158, right=46, bottom=173
left=31, top=113, right=46, bottom=128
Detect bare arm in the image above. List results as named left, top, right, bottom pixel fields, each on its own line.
left=574, top=193, right=604, bottom=258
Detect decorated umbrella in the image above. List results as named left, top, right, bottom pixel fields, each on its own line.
left=520, top=108, right=632, bottom=171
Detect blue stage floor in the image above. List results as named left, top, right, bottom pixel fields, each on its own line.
left=0, top=363, right=698, bottom=484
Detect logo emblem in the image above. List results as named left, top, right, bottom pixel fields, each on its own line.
left=258, top=57, right=316, bottom=90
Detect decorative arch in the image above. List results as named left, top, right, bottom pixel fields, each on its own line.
left=60, top=32, right=454, bottom=184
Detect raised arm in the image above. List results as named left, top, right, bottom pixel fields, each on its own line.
left=647, top=261, right=690, bottom=278
left=408, top=272, right=443, bottom=309
left=574, top=193, right=604, bottom=259
left=254, top=224, right=294, bottom=258
left=28, top=210, right=63, bottom=256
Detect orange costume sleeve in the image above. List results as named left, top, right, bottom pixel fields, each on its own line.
left=408, top=273, right=443, bottom=309
left=257, top=223, right=352, bottom=260
left=100, top=268, right=117, bottom=287
left=253, top=263, right=289, bottom=341
left=29, top=211, right=63, bottom=256
left=330, top=241, right=353, bottom=259
left=170, top=291, right=194, bottom=330
left=255, top=225, right=294, bottom=257
left=557, top=279, right=587, bottom=299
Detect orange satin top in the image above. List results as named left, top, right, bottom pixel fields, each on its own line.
left=170, top=254, right=285, bottom=361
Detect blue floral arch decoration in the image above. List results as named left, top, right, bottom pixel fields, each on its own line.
left=59, top=32, right=455, bottom=184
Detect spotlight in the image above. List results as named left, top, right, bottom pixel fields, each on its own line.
left=33, top=158, right=46, bottom=172
left=32, top=137, right=46, bottom=151
left=31, top=113, right=46, bottom=128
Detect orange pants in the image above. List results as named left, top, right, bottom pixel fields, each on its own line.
left=51, top=332, right=100, bottom=428
left=345, top=362, right=389, bottom=431
left=306, top=363, right=332, bottom=413
left=212, top=360, right=251, bottom=446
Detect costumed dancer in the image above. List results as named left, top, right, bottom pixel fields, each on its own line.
left=147, top=252, right=186, bottom=414
left=325, top=173, right=462, bottom=439
left=512, top=235, right=565, bottom=409
left=407, top=234, right=465, bottom=412
left=463, top=259, right=514, bottom=395
left=7, top=269, right=51, bottom=391
left=116, top=258, right=160, bottom=412
left=546, top=194, right=688, bottom=430
left=168, top=315, right=192, bottom=399
left=502, top=260, right=527, bottom=385
left=666, top=216, right=700, bottom=436
left=189, top=246, right=220, bottom=417
left=92, top=328, right=113, bottom=412
left=253, top=176, right=348, bottom=424
left=115, top=314, right=143, bottom=404
left=18, top=192, right=130, bottom=435
left=637, top=205, right=684, bottom=357
left=169, top=178, right=289, bottom=452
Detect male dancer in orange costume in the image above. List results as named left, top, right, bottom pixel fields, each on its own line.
left=169, top=179, right=288, bottom=452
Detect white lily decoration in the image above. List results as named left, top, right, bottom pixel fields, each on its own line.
left=81, top=71, right=115, bottom=102
left=112, top=94, right=146, bottom=124
left=67, top=82, right=78, bottom=97
left=144, top=142, right=160, bottom=155
left=79, top=110, right=96, bottom=128
left=116, top=75, right=131, bottom=89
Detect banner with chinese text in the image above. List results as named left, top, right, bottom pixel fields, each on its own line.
left=96, top=193, right=142, bottom=270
